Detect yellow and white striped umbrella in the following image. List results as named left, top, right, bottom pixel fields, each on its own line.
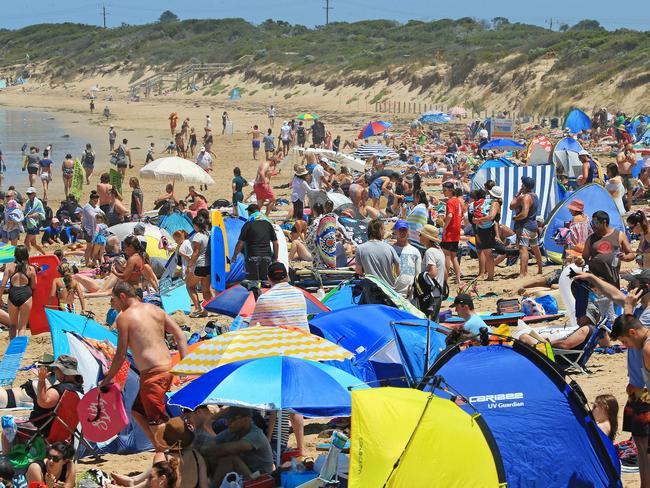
left=171, top=326, right=353, bottom=375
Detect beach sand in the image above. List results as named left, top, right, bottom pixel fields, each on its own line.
left=0, top=81, right=641, bottom=486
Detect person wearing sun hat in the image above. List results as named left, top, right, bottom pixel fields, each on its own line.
left=291, top=165, right=312, bottom=220
left=418, top=224, right=446, bottom=294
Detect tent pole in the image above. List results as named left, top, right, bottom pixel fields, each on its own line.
left=276, top=410, right=281, bottom=469
left=425, top=318, right=431, bottom=373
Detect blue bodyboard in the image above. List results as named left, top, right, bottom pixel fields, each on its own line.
left=211, top=225, right=227, bottom=291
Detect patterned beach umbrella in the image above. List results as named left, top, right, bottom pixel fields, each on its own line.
left=358, top=121, right=392, bottom=139
left=297, top=113, right=319, bottom=120
left=170, top=326, right=353, bottom=375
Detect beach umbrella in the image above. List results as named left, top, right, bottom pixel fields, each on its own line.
left=203, top=284, right=330, bottom=318
left=358, top=121, right=392, bottom=139
left=355, top=143, right=398, bottom=159
left=168, top=356, right=367, bottom=466
left=419, top=112, right=451, bottom=124
left=170, top=326, right=353, bottom=375
left=448, top=106, right=467, bottom=117
left=479, top=138, right=525, bottom=150
left=297, top=113, right=319, bottom=121
left=140, top=156, right=214, bottom=186
left=107, top=222, right=171, bottom=242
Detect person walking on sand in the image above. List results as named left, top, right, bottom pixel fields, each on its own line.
left=169, top=112, right=178, bottom=137
left=108, top=125, right=117, bottom=152
left=204, top=115, right=212, bottom=137
left=99, top=280, right=188, bottom=461
left=263, top=129, right=275, bottom=160
left=114, top=138, right=132, bottom=177
left=39, top=149, right=53, bottom=200
left=253, top=158, right=277, bottom=215
left=188, top=128, right=198, bottom=157
left=61, top=153, right=74, bottom=198
left=196, top=146, right=212, bottom=192
left=23, top=187, right=46, bottom=255
left=248, top=125, right=262, bottom=160
left=81, top=143, right=95, bottom=184
left=222, top=111, right=229, bottom=135
left=267, top=105, right=276, bottom=128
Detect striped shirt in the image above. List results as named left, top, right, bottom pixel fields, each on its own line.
left=407, top=204, right=428, bottom=240
left=249, top=282, right=309, bottom=330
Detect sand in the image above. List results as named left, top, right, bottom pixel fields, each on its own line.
left=0, top=80, right=641, bottom=486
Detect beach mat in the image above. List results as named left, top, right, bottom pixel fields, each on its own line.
left=0, top=336, right=29, bottom=387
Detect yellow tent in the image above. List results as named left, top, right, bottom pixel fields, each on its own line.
left=349, top=387, right=507, bottom=487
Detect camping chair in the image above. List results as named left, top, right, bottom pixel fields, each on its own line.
left=297, top=431, right=349, bottom=488
left=552, top=317, right=610, bottom=375
left=0, top=337, right=29, bottom=388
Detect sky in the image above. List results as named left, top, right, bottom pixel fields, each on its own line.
left=2, top=0, right=649, bottom=31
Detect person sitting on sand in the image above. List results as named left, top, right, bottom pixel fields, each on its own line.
left=592, top=394, right=618, bottom=441
left=26, top=441, right=76, bottom=488
left=49, top=262, right=86, bottom=314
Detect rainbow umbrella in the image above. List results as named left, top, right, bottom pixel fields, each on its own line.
left=358, top=121, right=392, bottom=139
left=297, top=113, right=319, bottom=121
left=170, top=326, right=353, bottom=375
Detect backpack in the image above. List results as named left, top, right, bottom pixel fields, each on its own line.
left=83, top=150, right=95, bottom=166
left=297, top=126, right=306, bottom=138
left=411, top=272, right=448, bottom=319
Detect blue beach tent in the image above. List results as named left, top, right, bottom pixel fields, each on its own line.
left=224, top=217, right=246, bottom=284
left=309, top=304, right=446, bottom=386
left=563, top=108, right=592, bottom=134
left=553, top=137, right=584, bottom=178
left=423, top=342, right=621, bottom=487
left=159, top=212, right=194, bottom=237
left=542, top=184, right=624, bottom=264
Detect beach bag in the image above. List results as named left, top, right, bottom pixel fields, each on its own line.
left=534, top=294, right=559, bottom=315
left=8, top=435, right=46, bottom=468
left=109, top=154, right=118, bottom=166
left=522, top=298, right=545, bottom=317
left=78, top=385, right=129, bottom=443
left=220, top=472, right=243, bottom=488
left=412, top=272, right=447, bottom=319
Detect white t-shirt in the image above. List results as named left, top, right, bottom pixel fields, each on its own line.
left=479, top=128, right=488, bottom=139
left=311, top=164, right=326, bottom=190
left=280, top=125, right=291, bottom=141
left=393, top=243, right=422, bottom=298
left=178, top=239, right=193, bottom=277
left=190, top=232, right=210, bottom=270
left=422, top=246, right=446, bottom=288
left=196, top=152, right=212, bottom=170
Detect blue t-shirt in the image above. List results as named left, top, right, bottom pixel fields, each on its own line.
left=40, top=158, right=53, bottom=169
left=463, top=314, right=489, bottom=335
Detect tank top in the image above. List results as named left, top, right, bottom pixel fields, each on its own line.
left=515, top=192, right=538, bottom=232
left=587, top=230, right=620, bottom=287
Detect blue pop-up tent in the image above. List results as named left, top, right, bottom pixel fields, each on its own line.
left=309, top=305, right=446, bottom=386
left=479, top=139, right=525, bottom=150
left=542, top=183, right=624, bottom=264
left=553, top=137, right=584, bottom=178
left=423, top=343, right=621, bottom=487
left=224, top=217, right=246, bottom=284
left=563, top=108, right=592, bottom=134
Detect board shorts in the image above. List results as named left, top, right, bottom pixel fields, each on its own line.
left=27, top=166, right=39, bottom=175
left=26, top=227, right=40, bottom=236
left=624, top=385, right=650, bottom=440
left=254, top=181, right=275, bottom=201
left=440, top=241, right=459, bottom=253
left=1, top=229, right=20, bottom=241
left=518, top=228, right=539, bottom=247
left=622, top=174, right=633, bottom=192
left=132, top=367, right=174, bottom=425
left=194, top=265, right=210, bottom=278
left=252, top=140, right=261, bottom=149
left=245, top=256, right=272, bottom=282
left=476, top=226, right=496, bottom=250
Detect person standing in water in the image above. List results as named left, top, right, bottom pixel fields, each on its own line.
left=22, top=146, right=40, bottom=188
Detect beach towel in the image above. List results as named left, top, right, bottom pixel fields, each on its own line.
left=315, top=214, right=338, bottom=269
left=0, top=337, right=29, bottom=388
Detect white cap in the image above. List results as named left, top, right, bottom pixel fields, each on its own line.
left=578, top=149, right=590, bottom=157
left=26, top=187, right=37, bottom=194
left=200, top=146, right=206, bottom=151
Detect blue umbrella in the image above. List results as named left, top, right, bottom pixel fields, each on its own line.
left=419, top=112, right=451, bottom=124
left=480, top=138, right=525, bottom=150
left=168, top=356, right=367, bottom=416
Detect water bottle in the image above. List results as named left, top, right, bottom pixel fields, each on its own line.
left=611, top=245, right=620, bottom=268
left=2, top=415, right=16, bottom=442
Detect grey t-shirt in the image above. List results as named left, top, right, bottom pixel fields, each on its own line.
left=356, top=240, right=400, bottom=287
left=215, top=424, right=274, bottom=474
left=191, top=232, right=210, bottom=269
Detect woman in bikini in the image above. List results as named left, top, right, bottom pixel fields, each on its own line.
left=627, top=211, right=650, bottom=268
left=0, top=245, right=37, bottom=338
left=75, top=257, right=126, bottom=298
left=112, top=236, right=146, bottom=297
left=48, top=263, right=86, bottom=313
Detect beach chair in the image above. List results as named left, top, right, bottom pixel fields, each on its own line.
left=0, top=336, right=29, bottom=388
left=297, top=431, right=349, bottom=488
left=553, top=318, right=610, bottom=375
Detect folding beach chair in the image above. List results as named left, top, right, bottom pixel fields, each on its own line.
left=0, top=336, right=29, bottom=388
left=553, top=317, right=610, bottom=375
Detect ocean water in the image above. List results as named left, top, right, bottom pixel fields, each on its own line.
left=0, top=109, right=88, bottom=191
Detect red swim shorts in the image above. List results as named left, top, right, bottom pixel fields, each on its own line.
left=254, top=181, right=275, bottom=201
left=132, top=368, right=174, bottom=425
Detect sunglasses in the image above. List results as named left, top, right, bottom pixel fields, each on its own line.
left=47, top=453, right=62, bottom=462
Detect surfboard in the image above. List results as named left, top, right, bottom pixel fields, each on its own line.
left=69, top=159, right=85, bottom=202
left=211, top=210, right=229, bottom=272
left=159, top=277, right=192, bottom=315
left=558, top=264, right=580, bottom=328
left=211, top=225, right=227, bottom=292
left=28, top=254, right=61, bottom=335
left=315, top=214, right=338, bottom=269
left=273, top=224, right=289, bottom=269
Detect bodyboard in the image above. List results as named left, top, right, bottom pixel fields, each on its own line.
left=315, top=214, right=338, bottom=269
left=211, top=210, right=229, bottom=271
left=159, top=277, right=192, bottom=315
left=28, top=255, right=61, bottom=335
left=69, top=159, right=85, bottom=202
left=78, top=384, right=129, bottom=443
left=210, top=226, right=227, bottom=292
left=273, top=224, right=289, bottom=269
left=109, top=168, right=123, bottom=196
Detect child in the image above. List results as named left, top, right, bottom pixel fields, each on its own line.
left=232, top=167, right=247, bottom=216
left=164, top=141, right=176, bottom=154
left=592, top=394, right=618, bottom=441
left=172, top=229, right=193, bottom=278
left=91, top=214, right=109, bottom=266
left=41, top=217, right=62, bottom=246
left=145, top=142, right=155, bottom=163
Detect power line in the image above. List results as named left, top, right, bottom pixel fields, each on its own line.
left=323, top=0, right=333, bottom=25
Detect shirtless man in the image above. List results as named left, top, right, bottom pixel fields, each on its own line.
left=253, top=158, right=277, bottom=215
left=617, top=143, right=636, bottom=206
left=97, top=173, right=113, bottom=213
left=248, top=125, right=262, bottom=160
left=99, top=281, right=188, bottom=460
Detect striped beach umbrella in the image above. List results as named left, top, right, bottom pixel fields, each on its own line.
left=358, top=121, right=392, bottom=139
left=170, top=326, right=353, bottom=375
left=297, top=113, right=319, bottom=120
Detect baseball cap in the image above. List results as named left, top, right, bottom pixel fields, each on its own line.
left=394, top=220, right=409, bottom=231
left=26, top=187, right=37, bottom=194
left=453, top=293, right=474, bottom=308
left=268, top=262, right=288, bottom=281
left=521, top=176, right=535, bottom=189
left=621, top=269, right=650, bottom=285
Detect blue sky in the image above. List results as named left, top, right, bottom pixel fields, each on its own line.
left=1, top=0, right=648, bottom=31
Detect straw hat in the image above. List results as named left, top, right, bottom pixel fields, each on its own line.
left=418, top=224, right=440, bottom=243
left=294, top=166, right=308, bottom=177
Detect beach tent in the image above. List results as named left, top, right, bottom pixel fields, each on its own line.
left=309, top=304, right=446, bottom=385
left=526, top=135, right=553, bottom=165
left=159, top=212, right=194, bottom=237
left=471, top=163, right=559, bottom=229
left=419, top=111, right=451, bottom=124
left=563, top=108, right=592, bottom=134
left=553, top=137, right=584, bottom=178
left=46, top=310, right=152, bottom=456
left=322, top=275, right=425, bottom=318
left=543, top=184, right=624, bottom=264
left=229, top=88, right=241, bottom=100
left=224, top=218, right=246, bottom=284
left=423, top=342, right=621, bottom=487
left=348, top=388, right=506, bottom=488
left=479, top=138, right=525, bottom=151
left=471, top=157, right=515, bottom=188
left=632, top=115, right=649, bottom=137
left=0, top=80, right=6, bottom=90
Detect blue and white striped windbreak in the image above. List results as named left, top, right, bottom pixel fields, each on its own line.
left=354, top=143, right=398, bottom=159
left=471, top=163, right=558, bottom=229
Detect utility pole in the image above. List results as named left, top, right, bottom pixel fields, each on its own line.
left=323, top=0, right=332, bottom=26
left=99, top=4, right=108, bottom=28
